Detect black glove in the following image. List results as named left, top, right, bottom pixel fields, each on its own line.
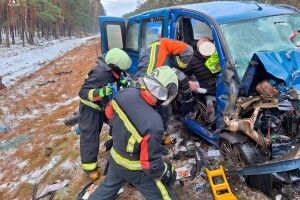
left=104, top=139, right=113, bottom=151
left=161, top=162, right=177, bottom=186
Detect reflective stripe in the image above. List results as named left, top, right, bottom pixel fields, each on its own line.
left=156, top=180, right=171, bottom=200
left=176, top=56, right=188, bottom=69
left=81, top=162, right=97, bottom=171
left=146, top=42, right=160, bottom=74
left=112, top=100, right=143, bottom=144
left=80, top=98, right=102, bottom=111
left=88, top=89, right=95, bottom=101
left=126, top=135, right=136, bottom=153
left=110, top=147, right=142, bottom=170
left=159, top=162, right=168, bottom=178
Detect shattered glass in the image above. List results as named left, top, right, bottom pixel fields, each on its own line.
left=221, top=14, right=300, bottom=78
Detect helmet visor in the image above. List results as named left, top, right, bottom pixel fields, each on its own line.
left=143, top=77, right=168, bottom=101
left=161, top=83, right=178, bottom=106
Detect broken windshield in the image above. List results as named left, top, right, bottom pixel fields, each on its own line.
left=221, top=14, right=300, bottom=78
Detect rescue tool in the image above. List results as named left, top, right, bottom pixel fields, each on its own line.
left=193, top=142, right=237, bottom=200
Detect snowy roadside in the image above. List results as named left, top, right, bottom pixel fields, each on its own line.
left=0, top=35, right=98, bottom=86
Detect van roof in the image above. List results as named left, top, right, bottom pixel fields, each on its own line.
left=130, top=1, right=296, bottom=24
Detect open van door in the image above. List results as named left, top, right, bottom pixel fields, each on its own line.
left=99, top=16, right=126, bottom=54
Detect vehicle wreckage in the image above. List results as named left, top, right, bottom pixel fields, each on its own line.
left=184, top=49, right=300, bottom=195
left=97, top=1, right=300, bottom=197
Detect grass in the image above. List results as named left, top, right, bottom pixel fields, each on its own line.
left=1, top=38, right=101, bottom=199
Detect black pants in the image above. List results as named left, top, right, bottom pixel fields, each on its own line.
left=79, top=103, right=104, bottom=173
left=89, top=158, right=176, bottom=200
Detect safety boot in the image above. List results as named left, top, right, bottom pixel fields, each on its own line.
left=88, top=170, right=101, bottom=181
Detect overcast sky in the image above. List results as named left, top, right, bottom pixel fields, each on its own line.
left=102, top=0, right=137, bottom=17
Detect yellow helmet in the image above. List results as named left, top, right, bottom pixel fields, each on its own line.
left=105, top=48, right=132, bottom=70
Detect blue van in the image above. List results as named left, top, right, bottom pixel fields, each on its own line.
left=99, top=1, right=300, bottom=195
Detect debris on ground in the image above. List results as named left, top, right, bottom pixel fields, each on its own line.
left=33, top=179, right=70, bottom=199
left=44, top=147, right=53, bottom=157
left=37, top=80, right=56, bottom=86
left=0, top=124, right=9, bottom=133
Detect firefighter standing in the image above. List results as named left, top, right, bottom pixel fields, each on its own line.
left=136, top=38, right=195, bottom=126
left=78, top=48, right=132, bottom=180
left=89, top=66, right=179, bottom=200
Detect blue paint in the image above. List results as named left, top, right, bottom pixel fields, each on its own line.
left=255, top=49, right=300, bottom=90
left=131, top=1, right=294, bottom=24
left=182, top=116, right=219, bottom=147
left=99, top=2, right=300, bottom=154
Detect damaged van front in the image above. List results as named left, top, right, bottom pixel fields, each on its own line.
left=216, top=13, right=300, bottom=194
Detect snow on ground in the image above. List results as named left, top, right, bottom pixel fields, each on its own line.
left=0, top=155, right=61, bottom=191
left=19, top=155, right=61, bottom=184
left=0, top=36, right=97, bottom=86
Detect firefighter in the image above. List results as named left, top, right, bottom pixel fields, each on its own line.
left=78, top=48, right=132, bottom=180
left=185, top=37, right=220, bottom=123
left=136, top=38, right=194, bottom=126
left=89, top=66, right=179, bottom=200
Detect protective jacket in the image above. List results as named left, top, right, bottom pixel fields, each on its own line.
left=184, top=51, right=219, bottom=95
left=78, top=57, right=121, bottom=173
left=105, top=88, right=168, bottom=179
left=136, top=38, right=194, bottom=78
left=79, top=57, right=120, bottom=111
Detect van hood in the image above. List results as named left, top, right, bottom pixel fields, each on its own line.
left=255, top=49, right=300, bottom=90
left=240, top=49, right=300, bottom=97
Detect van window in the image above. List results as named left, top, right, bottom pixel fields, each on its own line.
left=126, top=23, right=139, bottom=51
left=191, top=18, right=212, bottom=40
left=142, top=17, right=163, bottom=48
left=106, top=24, right=123, bottom=49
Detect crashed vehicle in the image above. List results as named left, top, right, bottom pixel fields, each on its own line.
left=99, top=1, right=300, bottom=195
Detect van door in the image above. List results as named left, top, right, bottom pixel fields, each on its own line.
left=99, top=16, right=126, bottom=54
left=99, top=16, right=141, bottom=73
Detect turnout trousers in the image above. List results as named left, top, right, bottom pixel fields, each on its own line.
left=79, top=103, right=104, bottom=173
left=89, top=158, right=176, bottom=200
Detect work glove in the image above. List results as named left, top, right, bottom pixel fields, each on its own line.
left=120, top=79, right=130, bottom=88
left=99, top=84, right=113, bottom=98
left=161, top=162, right=177, bottom=186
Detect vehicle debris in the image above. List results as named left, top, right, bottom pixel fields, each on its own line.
left=194, top=182, right=207, bottom=193
left=33, top=179, right=69, bottom=200
left=206, top=149, right=221, bottom=158
left=176, top=166, right=192, bottom=180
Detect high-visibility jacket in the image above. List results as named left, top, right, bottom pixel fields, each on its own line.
left=79, top=57, right=120, bottom=111
left=105, top=88, right=169, bottom=179
left=136, top=38, right=194, bottom=78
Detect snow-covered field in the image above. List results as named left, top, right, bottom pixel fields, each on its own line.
left=0, top=36, right=97, bottom=86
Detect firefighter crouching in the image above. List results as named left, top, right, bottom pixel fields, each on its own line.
left=89, top=66, right=179, bottom=200
left=78, top=48, right=132, bottom=180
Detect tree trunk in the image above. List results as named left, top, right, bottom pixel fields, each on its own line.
left=0, top=27, right=2, bottom=45
left=26, top=3, right=34, bottom=45
left=10, top=25, right=15, bottom=44
left=5, top=26, right=10, bottom=47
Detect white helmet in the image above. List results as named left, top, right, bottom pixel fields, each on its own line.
left=143, top=66, right=179, bottom=106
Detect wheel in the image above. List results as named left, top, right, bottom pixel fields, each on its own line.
left=220, top=138, right=273, bottom=196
